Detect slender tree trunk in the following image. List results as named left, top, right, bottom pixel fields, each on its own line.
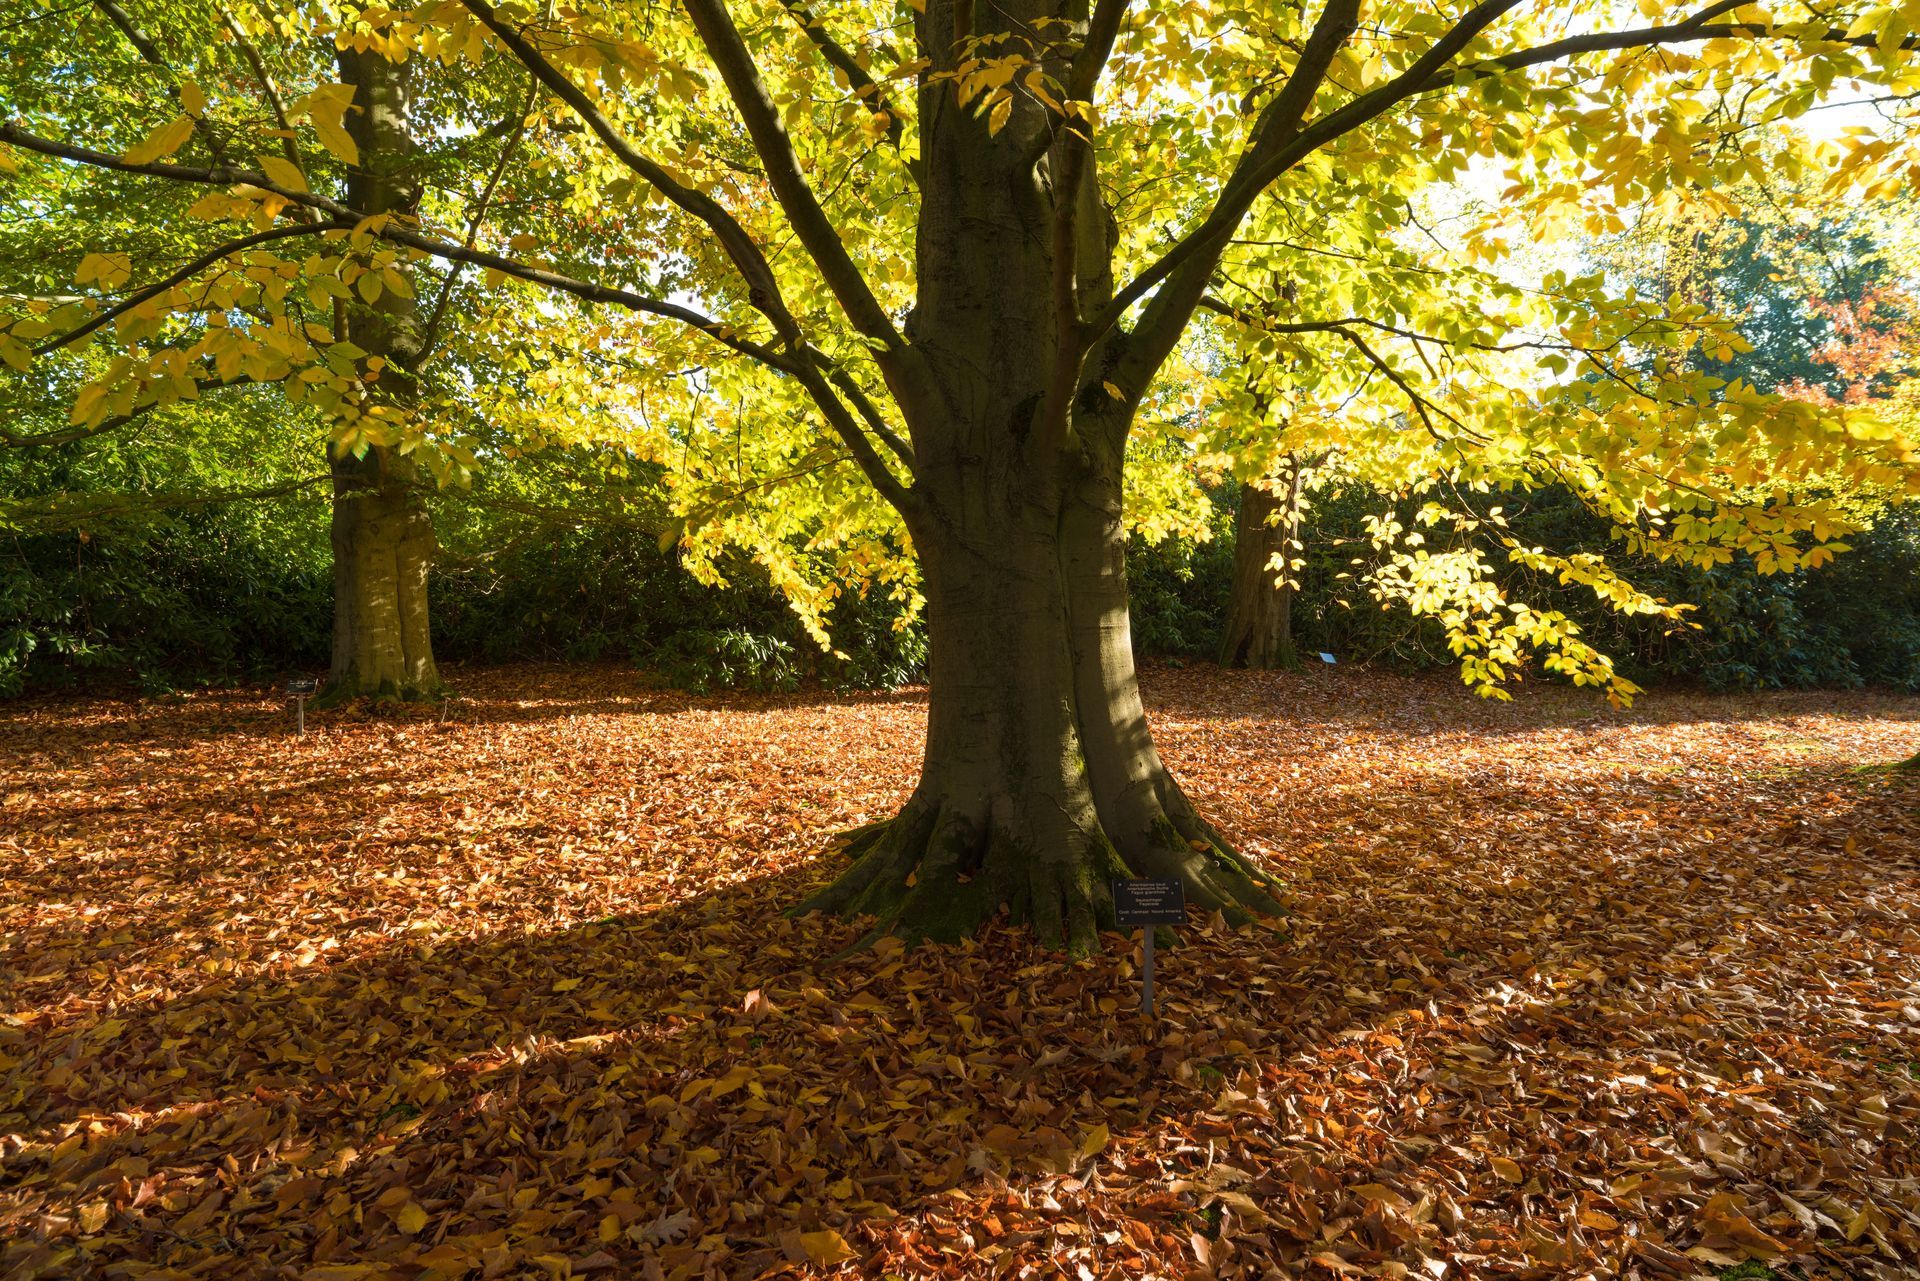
left=320, top=46, right=442, bottom=701
left=1219, top=469, right=1302, bottom=670
left=327, top=447, right=439, bottom=699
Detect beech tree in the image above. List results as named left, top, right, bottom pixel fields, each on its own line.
left=6, top=0, right=1919, bottom=947
left=0, top=4, right=585, bottom=699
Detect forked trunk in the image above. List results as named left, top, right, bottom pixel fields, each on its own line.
left=1219, top=473, right=1301, bottom=670
left=326, top=448, right=440, bottom=701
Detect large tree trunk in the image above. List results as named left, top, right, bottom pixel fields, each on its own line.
left=800, top=0, right=1283, bottom=949
left=1219, top=471, right=1302, bottom=670
left=320, top=47, right=442, bottom=701
left=802, top=458, right=1281, bottom=950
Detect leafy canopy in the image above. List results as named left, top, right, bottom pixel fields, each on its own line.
left=3, top=0, right=1919, bottom=694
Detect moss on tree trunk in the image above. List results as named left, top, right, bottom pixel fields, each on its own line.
left=801, top=426, right=1282, bottom=953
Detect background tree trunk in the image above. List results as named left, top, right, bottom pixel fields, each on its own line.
left=327, top=447, right=438, bottom=699
left=1219, top=467, right=1302, bottom=670
left=321, top=46, right=442, bottom=701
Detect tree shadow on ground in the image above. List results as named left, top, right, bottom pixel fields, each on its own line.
left=0, top=663, right=934, bottom=761
left=5, top=757, right=1917, bottom=1279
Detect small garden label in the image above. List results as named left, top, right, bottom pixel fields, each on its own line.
left=1113, top=878, right=1184, bottom=1017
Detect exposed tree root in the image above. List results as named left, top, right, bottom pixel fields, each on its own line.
left=799, top=782, right=1284, bottom=953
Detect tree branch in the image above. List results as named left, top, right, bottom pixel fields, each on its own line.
left=92, top=0, right=234, bottom=168
left=456, top=0, right=807, bottom=345
left=1065, top=0, right=1132, bottom=103
left=92, top=0, right=161, bottom=63
left=418, top=72, right=534, bottom=362
left=216, top=3, right=309, bottom=197
left=1, top=371, right=264, bottom=447
left=790, top=362, right=917, bottom=515
left=0, top=121, right=797, bottom=372
left=2, top=119, right=924, bottom=518
left=826, top=365, right=914, bottom=466
left=778, top=0, right=909, bottom=162
left=33, top=221, right=350, bottom=355
left=679, top=0, right=906, bottom=356
left=1, top=474, right=331, bottom=532
left=1106, top=0, right=1909, bottom=393
left=1108, top=0, right=1376, bottom=390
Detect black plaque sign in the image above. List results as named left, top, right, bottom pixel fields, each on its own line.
left=287, top=677, right=319, bottom=695
left=1112, top=878, right=1185, bottom=926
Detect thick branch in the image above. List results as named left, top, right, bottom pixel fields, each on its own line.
left=1109, top=0, right=1374, bottom=390
left=456, top=0, right=805, bottom=344
left=1065, top=0, right=1132, bottom=103
left=92, top=0, right=162, bottom=63
left=826, top=366, right=914, bottom=467
left=3, top=118, right=922, bottom=519
left=791, top=362, right=917, bottom=515
left=680, top=0, right=905, bottom=355
left=1108, top=0, right=1907, bottom=393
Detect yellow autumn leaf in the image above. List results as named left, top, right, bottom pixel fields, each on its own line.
left=1076, top=1122, right=1110, bottom=1161
left=986, top=93, right=1012, bottom=137
left=123, top=115, right=195, bottom=166
left=1489, top=1155, right=1525, bottom=1183
left=180, top=81, right=206, bottom=117
left=799, top=1229, right=857, bottom=1266
left=257, top=154, right=308, bottom=194
left=395, top=1201, right=428, bottom=1234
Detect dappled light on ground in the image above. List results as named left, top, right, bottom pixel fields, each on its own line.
left=3, top=665, right=1918, bottom=1279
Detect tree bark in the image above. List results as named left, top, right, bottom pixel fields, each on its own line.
left=801, top=454, right=1281, bottom=950
left=723, top=0, right=1293, bottom=947
left=801, top=26, right=1282, bottom=947
left=327, top=447, right=440, bottom=699
left=1219, top=469, right=1302, bottom=670
left=320, top=46, right=442, bottom=701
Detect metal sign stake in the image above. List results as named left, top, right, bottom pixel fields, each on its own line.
left=1142, top=927, right=1155, bottom=1017
left=1113, top=878, right=1184, bottom=1021
left=287, top=677, right=319, bottom=733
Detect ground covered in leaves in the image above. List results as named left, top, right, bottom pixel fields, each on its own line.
left=3, top=665, right=1918, bottom=1281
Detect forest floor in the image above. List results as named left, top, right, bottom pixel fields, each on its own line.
left=2, top=664, right=1918, bottom=1281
